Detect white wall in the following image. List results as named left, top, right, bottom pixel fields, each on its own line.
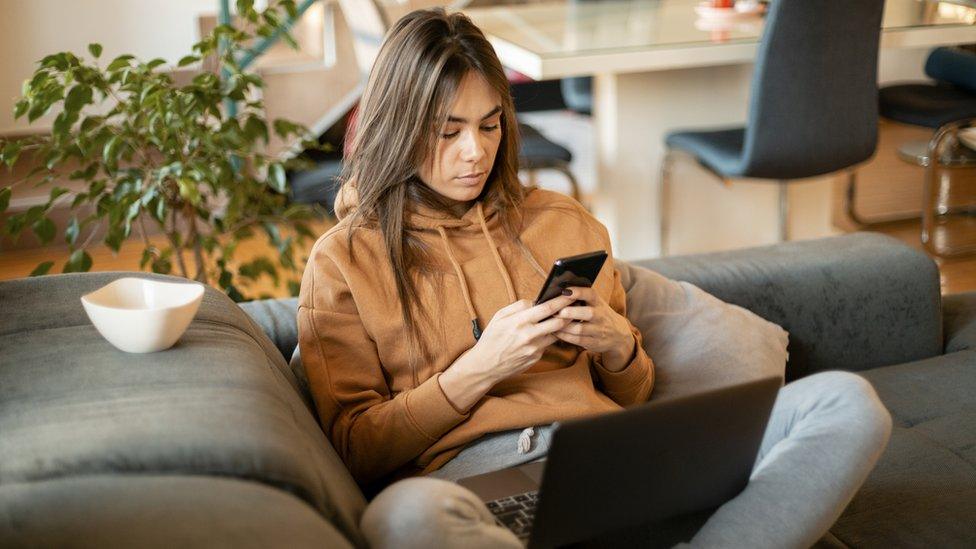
left=0, top=0, right=217, bottom=133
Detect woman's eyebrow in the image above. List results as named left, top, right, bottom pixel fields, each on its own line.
left=447, top=106, right=502, bottom=123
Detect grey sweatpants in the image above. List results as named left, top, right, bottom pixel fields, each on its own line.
left=360, top=371, right=892, bottom=549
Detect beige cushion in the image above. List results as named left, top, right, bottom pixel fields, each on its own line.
left=616, top=260, right=789, bottom=401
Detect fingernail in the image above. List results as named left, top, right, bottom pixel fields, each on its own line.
left=561, top=289, right=572, bottom=296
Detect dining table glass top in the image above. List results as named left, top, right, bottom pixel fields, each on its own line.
left=452, top=0, right=976, bottom=59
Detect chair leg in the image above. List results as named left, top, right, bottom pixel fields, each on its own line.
left=550, top=162, right=583, bottom=204
left=778, top=182, right=789, bottom=242
left=522, top=163, right=583, bottom=206
left=844, top=169, right=871, bottom=226
left=660, top=149, right=675, bottom=256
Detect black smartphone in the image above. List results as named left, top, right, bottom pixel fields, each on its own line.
left=534, top=250, right=609, bottom=305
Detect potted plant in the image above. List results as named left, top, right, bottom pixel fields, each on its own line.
left=0, top=0, right=328, bottom=301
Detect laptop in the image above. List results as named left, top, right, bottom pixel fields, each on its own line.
left=456, top=376, right=781, bottom=548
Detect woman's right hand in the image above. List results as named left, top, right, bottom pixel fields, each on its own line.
left=473, top=296, right=577, bottom=381
left=439, top=296, right=576, bottom=411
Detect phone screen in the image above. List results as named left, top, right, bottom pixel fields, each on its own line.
left=534, top=250, right=608, bottom=305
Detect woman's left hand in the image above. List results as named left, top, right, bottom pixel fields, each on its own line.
left=553, top=286, right=636, bottom=371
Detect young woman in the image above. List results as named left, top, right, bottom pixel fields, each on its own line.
left=297, top=8, right=892, bottom=548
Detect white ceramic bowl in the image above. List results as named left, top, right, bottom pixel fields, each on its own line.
left=81, top=277, right=205, bottom=353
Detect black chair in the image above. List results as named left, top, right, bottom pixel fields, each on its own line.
left=880, top=47, right=976, bottom=131
left=518, top=122, right=581, bottom=202
left=660, top=0, right=884, bottom=253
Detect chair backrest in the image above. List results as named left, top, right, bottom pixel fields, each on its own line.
left=740, top=0, right=885, bottom=179
left=925, top=46, right=976, bottom=94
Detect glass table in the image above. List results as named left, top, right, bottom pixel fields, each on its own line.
left=458, top=0, right=976, bottom=258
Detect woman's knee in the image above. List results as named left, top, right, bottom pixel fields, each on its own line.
left=360, top=477, right=520, bottom=549
left=806, top=371, right=893, bottom=445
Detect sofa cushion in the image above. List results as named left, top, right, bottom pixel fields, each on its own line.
left=616, top=260, right=789, bottom=402
left=0, top=272, right=366, bottom=547
left=831, top=352, right=976, bottom=546
left=0, top=475, right=354, bottom=548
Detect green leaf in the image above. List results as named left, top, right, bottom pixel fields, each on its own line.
left=287, top=279, right=301, bottom=297
left=244, top=115, right=269, bottom=143
left=272, top=118, right=302, bottom=138
left=178, top=55, right=200, bottom=67
left=102, top=135, right=120, bottom=166
left=177, top=178, right=202, bottom=206
left=0, top=188, right=9, bottom=212
left=65, top=216, right=80, bottom=245
left=52, top=110, right=76, bottom=138
left=13, top=99, right=28, bottom=119
left=104, top=225, right=124, bottom=252
left=63, top=249, right=93, bottom=273
left=40, top=53, right=69, bottom=71
left=64, top=85, right=93, bottom=113
left=27, top=100, right=52, bottom=123
left=49, top=186, right=70, bottom=203
left=126, top=199, right=141, bottom=221
left=69, top=163, right=99, bottom=181
left=268, top=163, right=286, bottom=193
left=145, top=58, right=166, bottom=70
left=236, top=0, right=255, bottom=16
left=25, top=205, right=46, bottom=224
left=106, top=54, right=134, bottom=71
left=151, top=256, right=172, bottom=275
left=32, top=217, right=56, bottom=245
left=1, top=140, right=23, bottom=167
left=88, top=43, right=103, bottom=58
left=30, top=261, right=55, bottom=277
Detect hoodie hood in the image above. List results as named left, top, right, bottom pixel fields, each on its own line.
left=332, top=181, right=515, bottom=343
left=333, top=181, right=502, bottom=232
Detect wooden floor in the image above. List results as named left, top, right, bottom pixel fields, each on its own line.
left=2, top=210, right=976, bottom=297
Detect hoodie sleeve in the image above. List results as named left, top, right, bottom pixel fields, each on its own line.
left=298, top=245, right=469, bottom=486
left=591, top=262, right=655, bottom=406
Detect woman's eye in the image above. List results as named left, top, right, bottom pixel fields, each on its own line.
left=481, top=124, right=500, bottom=132
left=441, top=131, right=460, bottom=139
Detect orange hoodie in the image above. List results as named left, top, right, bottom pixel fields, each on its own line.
left=297, top=185, right=654, bottom=487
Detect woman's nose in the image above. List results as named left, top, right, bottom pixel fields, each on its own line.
left=460, top=130, right=487, bottom=162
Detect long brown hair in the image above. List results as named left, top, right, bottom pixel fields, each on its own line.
left=340, top=8, right=528, bottom=380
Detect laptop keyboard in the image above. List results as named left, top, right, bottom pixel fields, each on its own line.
left=486, top=491, right=539, bottom=541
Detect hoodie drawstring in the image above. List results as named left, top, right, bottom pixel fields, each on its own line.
left=435, top=201, right=519, bottom=343
left=476, top=202, right=518, bottom=305
left=436, top=225, right=483, bottom=341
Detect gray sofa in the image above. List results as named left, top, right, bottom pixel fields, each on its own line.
left=1, top=232, right=973, bottom=547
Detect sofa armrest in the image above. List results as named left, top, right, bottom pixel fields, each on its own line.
left=943, top=291, right=976, bottom=353
left=630, top=233, right=943, bottom=380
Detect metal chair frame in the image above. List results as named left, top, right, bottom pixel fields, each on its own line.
left=921, top=117, right=976, bottom=258
left=659, top=149, right=791, bottom=256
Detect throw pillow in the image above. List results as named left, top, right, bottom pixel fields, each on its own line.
left=616, top=260, right=789, bottom=402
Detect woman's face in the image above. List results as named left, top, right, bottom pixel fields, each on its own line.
left=418, top=71, right=503, bottom=206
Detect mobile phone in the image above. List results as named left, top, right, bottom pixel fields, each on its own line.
left=534, top=250, right=609, bottom=305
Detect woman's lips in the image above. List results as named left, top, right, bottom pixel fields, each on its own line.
left=456, top=171, right=484, bottom=184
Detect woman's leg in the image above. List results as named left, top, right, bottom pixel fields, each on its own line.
left=361, top=477, right=523, bottom=549
left=687, top=371, right=893, bottom=549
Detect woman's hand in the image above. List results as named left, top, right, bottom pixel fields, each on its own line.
left=553, top=286, right=636, bottom=372
left=439, top=295, right=576, bottom=411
